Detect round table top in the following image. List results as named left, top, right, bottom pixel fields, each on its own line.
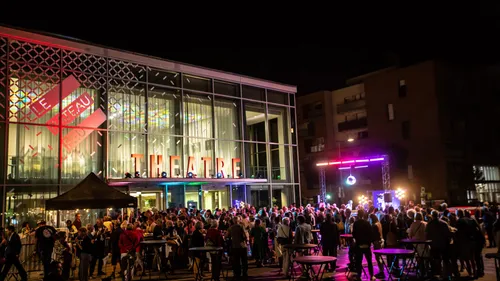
left=340, top=234, right=353, bottom=238
left=189, top=246, right=223, bottom=252
left=373, top=249, right=414, bottom=255
left=140, top=240, right=167, bottom=245
left=400, top=239, right=432, bottom=244
left=283, top=244, right=317, bottom=250
left=311, top=229, right=320, bottom=233
left=294, top=256, right=337, bottom=265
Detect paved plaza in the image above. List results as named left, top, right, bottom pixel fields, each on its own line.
left=16, top=247, right=499, bottom=280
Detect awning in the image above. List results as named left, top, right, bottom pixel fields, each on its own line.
left=45, top=173, right=137, bottom=210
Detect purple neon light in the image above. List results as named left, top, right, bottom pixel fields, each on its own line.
left=355, top=165, right=368, bottom=169
left=342, top=160, right=355, bottom=164
left=355, top=159, right=369, bottom=163
left=369, top=157, right=385, bottom=162
left=338, top=167, right=351, bottom=170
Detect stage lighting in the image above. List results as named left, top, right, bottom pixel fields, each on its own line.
left=134, top=171, right=140, bottom=178
left=239, top=172, right=244, bottom=178
left=326, top=194, right=332, bottom=200
left=217, top=172, right=222, bottom=179
left=125, top=172, right=132, bottom=178
left=187, top=172, right=193, bottom=178
left=161, top=171, right=167, bottom=178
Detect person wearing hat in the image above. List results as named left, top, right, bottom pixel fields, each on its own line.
left=34, top=220, right=57, bottom=281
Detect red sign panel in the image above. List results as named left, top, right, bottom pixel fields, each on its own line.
left=46, top=92, right=94, bottom=135
left=28, top=75, right=80, bottom=121
left=62, top=108, right=107, bottom=151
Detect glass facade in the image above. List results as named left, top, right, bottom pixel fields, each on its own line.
left=0, top=30, right=299, bottom=227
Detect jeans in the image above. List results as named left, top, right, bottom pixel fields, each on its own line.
left=79, top=253, right=91, bottom=281
left=430, top=247, right=450, bottom=278
left=39, top=248, right=53, bottom=281
left=0, top=255, right=28, bottom=281
left=355, top=245, right=374, bottom=277
left=231, top=248, right=248, bottom=277
left=322, top=244, right=337, bottom=270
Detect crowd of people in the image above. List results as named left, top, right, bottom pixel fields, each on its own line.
left=0, top=200, right=498, bottom=281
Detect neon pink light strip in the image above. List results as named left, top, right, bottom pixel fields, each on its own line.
left=338, top=167, right=351, bottom=170
left=355, top=165, right=369, bottom=169
left=355, top=159, right=369, bottom=163
left=342, top=160, right=355, bottom=164
left=329, top=161, right=341, bottom=165
left=369, top=158, right=385, bottom=162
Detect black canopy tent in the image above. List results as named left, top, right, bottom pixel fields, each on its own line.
left=45, top=173, right=137, bottom=210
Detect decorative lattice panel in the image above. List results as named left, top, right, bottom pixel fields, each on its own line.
left=108, top=59, right=146, bottom=81
left=0, top=60, right=6, bottom=120
left=62, top=50, right=107, bottom=76
left=0, top=37, right=6, bottom=59
left=9, top=40, right=60, bottom=69
left=8, top=62, right=60, bottom=122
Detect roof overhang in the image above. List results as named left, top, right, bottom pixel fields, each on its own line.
left=107, top=178, right=268, bottom=187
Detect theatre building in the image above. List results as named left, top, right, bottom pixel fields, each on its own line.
left=0, top=26, right=299, bottom=226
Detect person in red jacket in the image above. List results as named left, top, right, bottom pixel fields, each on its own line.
left=118, top=224, right=140, bottom=279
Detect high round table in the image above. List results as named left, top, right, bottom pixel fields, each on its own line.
left=283, top=244, right=317, bottom=281
left=373, top=248, right=414, bottom=281
left=140, top=240, right=168, bottom=280
left=294, top=256, right=336, bottom=281
left=400, top=238, right=432, bottom=277
left=340, top=233, right=353, bottom=247
left=189, top=246, right=224, bottom=281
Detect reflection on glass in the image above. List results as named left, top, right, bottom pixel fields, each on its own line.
left=245, top=103, right=266, bottom=141
left=250, top=185, right=269, bottom=209
left=5, top=186, right=58, bottom=229
left=268, top=106, right=288, bottom=144
left=108, top=132, right=146, bottom=178
left=108, top=80, right=146, bottom=132
left=61, top=130, right=105, bottom=184
left=215, top=98, right=240, bottom=140
left=148, top=87, right=181, bottom=135
left=183, top=93, right=212, bottom=138
left=8, top=124, right=58, bottom=183
left=272, top=186, right=293, bottom=208
left=270, top=144, right=289, bottom=181
left=245, top=143, right=267, bottom=179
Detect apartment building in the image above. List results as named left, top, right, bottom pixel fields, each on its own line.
left=299, top=61, right=500, bottom=205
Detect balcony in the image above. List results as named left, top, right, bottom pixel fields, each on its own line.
left=336, top=99, right=366, bottom=114
left=338, top=117, right=368, bottom=132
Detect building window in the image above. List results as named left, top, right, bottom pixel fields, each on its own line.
left=402, top=121, right=410, bottom=140
left=387, top=104, right=394, bottom=121
left=398, top=79, right=407, bottom=97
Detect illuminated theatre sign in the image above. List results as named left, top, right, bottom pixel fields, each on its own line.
left=27, top=75, right=107, bottom=151
left=131, top=154, right=241, bottom=179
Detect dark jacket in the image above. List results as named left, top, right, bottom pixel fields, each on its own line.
left=320, top=221, right=340, bottom=247
left=425, top=218, right=451, bottom=249
left=352, top=219, right=372, bottom=246
left=5, top=232, right=22, bottom=257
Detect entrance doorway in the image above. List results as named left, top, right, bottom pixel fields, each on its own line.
left=130, top=191, right=164, bottom=210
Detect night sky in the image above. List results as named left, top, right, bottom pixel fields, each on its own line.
left=2, top=5, right=500, bottom=95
